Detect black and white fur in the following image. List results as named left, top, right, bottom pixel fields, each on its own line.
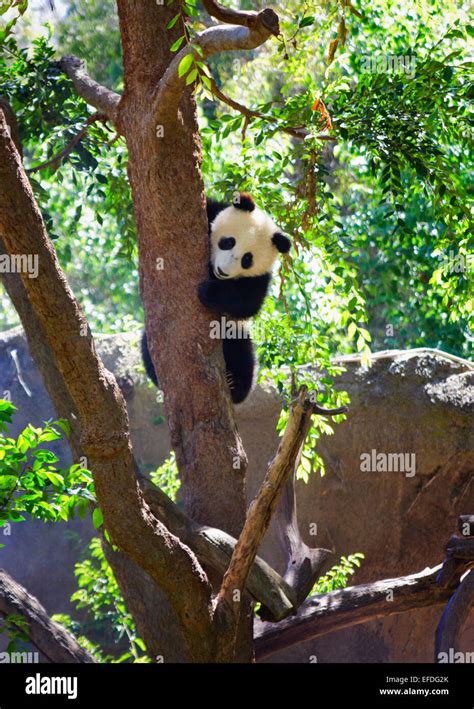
left=142, top=192, right=290, bottom=404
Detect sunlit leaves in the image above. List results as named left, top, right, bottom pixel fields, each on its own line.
left=0, top=401, right=95, bottom=527
left=52, top=537, right=150, bottom=663
left=149, top=451, right=180, bottom=501
left=311, top=553, right=365, bottom=594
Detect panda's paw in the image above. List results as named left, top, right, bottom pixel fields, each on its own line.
left=198, top=280, right=219, bottom=309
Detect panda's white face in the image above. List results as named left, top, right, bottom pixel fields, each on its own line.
left=210, top=204, right=286, bottom=280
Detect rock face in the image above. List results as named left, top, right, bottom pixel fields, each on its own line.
left=264, top=350, right=474, bottom=662
left=0, top=329, right=472, bottom=662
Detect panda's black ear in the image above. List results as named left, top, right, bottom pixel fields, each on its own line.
left=233, top=192, right=255, bottom=212
left=272, top=231, right=291, bottom=254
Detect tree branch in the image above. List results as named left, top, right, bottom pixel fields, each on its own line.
left=214, top=387, right=347, bottom=650
left=27, top=113, right=107, bottom=174
left=58, top=56, right=121, bottom=126
left=140, top=477, right=298, bottom=621
left=154, top=18, right=280, bottom=123
left=255, top=563, right=472, bottom=660
left=202, top=0, right=280, bottom=34
left=209, top=79, right=335, bottom=141
left=0, top=107, right=215, bottom=662
left=0, top=570, right=95, bottom=663
left=268, top=471, right=331, bottom=619
left=256, top=521, right=474, bottom=660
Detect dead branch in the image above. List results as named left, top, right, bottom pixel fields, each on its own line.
left=256, top=517, right=474, bottom=660
left=269, top=470, right=331, bottom=619
left=214, top=387, right=346, bottom=644
left=255, top=563, right=471, bottom=660
left=0, top=569, right=95, bottom=663
left=58, top=56, right=121, bottom=125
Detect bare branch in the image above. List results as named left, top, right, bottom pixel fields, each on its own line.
left=154, top=19, right=279, bottom=123
left=0, top=570, right=95, bottom=663
left=255, top=562, right=472, bottom=660
left=214, top=387, right=346, bottom=643
left=202, top=0, right=280, bottom=35
left=58, top=55, right=121, bottom=125
left=269, top=471, right=331, bottom=619
left=256, top=521, right=474, bottom=659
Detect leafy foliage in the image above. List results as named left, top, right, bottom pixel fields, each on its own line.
left=0, top=400, right=94, bottom=541
left=149, top=451, right=181, bottom=501
left=312, top=553, right=365, bottom=594
left=53, top=538, right=150, bottom=663
left=0, top=613, right=30, bottom=655
left=0, top=400, right=148, bottom=661
left=0, top=31, right=139, bottom=333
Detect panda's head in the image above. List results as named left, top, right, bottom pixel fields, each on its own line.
left=209, top=192, right=291, bottom=280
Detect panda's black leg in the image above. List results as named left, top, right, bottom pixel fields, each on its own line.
left=223, top=336, right=255, bottom=404
left=141, top=331, right=159, bottom=387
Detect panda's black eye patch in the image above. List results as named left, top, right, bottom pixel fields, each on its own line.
left=241, top=252, right=253, bottom=269
left=218, top=237, right=236, bottom=250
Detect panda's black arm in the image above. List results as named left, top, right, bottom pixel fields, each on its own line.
left=198, top=274, right=271, bottom=319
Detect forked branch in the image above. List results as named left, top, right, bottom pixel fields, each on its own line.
left=215, top=387, right=347, bottom=632
left=154, top=9, right=280, bottom=122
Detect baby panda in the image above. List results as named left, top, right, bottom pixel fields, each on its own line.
left=142, top=191, right=290, bottom=403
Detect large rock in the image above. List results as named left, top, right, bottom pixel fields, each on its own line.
left=260, top=349, right=474, bottom=662
left=0, top=328, right=472, bottom=661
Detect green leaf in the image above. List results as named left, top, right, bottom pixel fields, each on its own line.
left=178, top=53, right=194, bottom=78
left=200, top=74, right=212, bottom=90
left=170, top=35, right=185, bottom=52
left=166, top=13, right=180, bottom=30
left=186, top=67, right=198, bottom=85
left=92, top=508, right=104, bottom=529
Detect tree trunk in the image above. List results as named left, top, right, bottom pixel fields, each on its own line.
left=115, top=2, right=248, bottom=537
left=115, top=0, right=253, bottom=660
